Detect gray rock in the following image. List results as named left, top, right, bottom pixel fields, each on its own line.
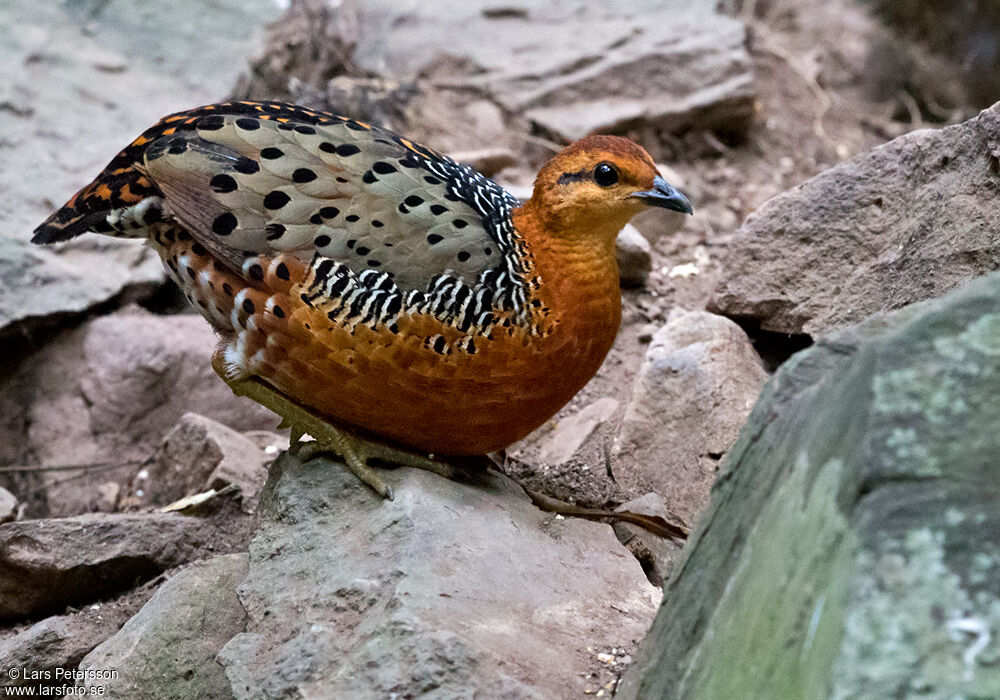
left=710, top=100, right=1000, bottom=336
left=616, top=224, right=653, bottom=288
left=613, top=493, right=685, bottom=587
left=244, top=0, right=753, bottom=143
left=94, top=482, right=121, bottom=513
left=218, top=453, right=658, bottom=699
left=3, top=0, right=282, bottom=236
left=0, top=307, right=278, bottom=517
left=0, top=235, right=165, bottom=341
left=535, top=397, right=619, bottom=467
left=2, top=0, right=283, bottom=336
left=80, top=554, right=249, bottom=700
left=0, top=513, right=212, bottom=621
left=511, top=6, right=755, bottom=141
left=0, top=605, right=145, bottom=691
left=613, top=309, right=767, bottom=524
left=0, top=487, right=17, bottom=523
left=620, top=271, right=1000, bottom=699
left=133, top=413, right=270, bottom=511
left=359, top=1, right=754, bottom=141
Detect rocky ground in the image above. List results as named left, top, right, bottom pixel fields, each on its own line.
left=1, top=0, right=997, bottom=697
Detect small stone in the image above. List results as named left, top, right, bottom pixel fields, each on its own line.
left=0, top=487, right=17, bottom=523
left=80, top=554, right=248, bottom=699
left=95, top=482, right=119, bottom=513
left=636, top=323, right=658, bottom=344
left=616, top=224, right=652, bottom=288
left=536, top=397, right=620, bottom=466
left=613, top=493, right=685, bottom=586
left=131, top=413, right=271, bottom=512
left=463, top=99, right=507, bottom=141
left=667, top=262, right=699, bottom=279
left=613, top=310, right=767, bottom=523
left=1, top=307, right=277, bottom=518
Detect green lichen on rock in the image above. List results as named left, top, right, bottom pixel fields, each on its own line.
left=686, top=457, right=856, bottom=700
left=619, top=272, right=1000, bottom=700
left=834, top=528, right=1000, bottom=699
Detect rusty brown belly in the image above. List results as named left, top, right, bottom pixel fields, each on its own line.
left=254, top=309, right=606, bottom=454
left=155, top=236, right=617, bottom=456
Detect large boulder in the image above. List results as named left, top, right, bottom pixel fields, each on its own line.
left=619, top=272, right=1000, bottom=698
left=217, top=454, right=659, bottom=698
left=709, top=101, right=1000, bottom=336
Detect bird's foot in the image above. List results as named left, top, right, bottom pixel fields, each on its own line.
left=288, top=428, right=457, bottom=501
left=212, top=356, right=454, bottom=500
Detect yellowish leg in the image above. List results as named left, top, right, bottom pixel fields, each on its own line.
left=212, top=356, right=455, bottom=500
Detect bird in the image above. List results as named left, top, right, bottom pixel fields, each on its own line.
left=32, top=100, right=692, bottom=499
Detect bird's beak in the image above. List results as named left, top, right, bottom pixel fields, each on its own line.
left=631, top=175, right=693, bottom=214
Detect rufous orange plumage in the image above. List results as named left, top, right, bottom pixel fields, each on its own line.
left=33, top=101, right=692, bottom=481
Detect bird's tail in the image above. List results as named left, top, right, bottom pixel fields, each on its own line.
left=32, top=193, right=117, bottom=243
left=32, top=139, right=164, bottom=244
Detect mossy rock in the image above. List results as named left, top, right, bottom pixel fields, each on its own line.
left=619, top=272, right=1000, bottom=699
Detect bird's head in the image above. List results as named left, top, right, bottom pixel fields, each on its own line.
left=521, top=135, right=692, bottom=243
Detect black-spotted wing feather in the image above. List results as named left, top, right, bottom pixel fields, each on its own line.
left=139, top=104, right=517, bottom=292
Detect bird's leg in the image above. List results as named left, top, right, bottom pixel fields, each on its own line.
left=211, top=355, right=455, bottom=500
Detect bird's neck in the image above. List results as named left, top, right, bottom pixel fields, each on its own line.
left=512, top=204, right=622, bottom=350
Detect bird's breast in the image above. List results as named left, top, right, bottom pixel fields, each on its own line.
left=251, top=286, right=620, bottom=455
left=152, top=220, right=621, bottom=455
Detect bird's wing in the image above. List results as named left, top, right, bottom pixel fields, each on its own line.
left=138, top=103, right=520, bottom=292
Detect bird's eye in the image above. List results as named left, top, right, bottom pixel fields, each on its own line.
left=593, top=162, right=619, bottom=187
